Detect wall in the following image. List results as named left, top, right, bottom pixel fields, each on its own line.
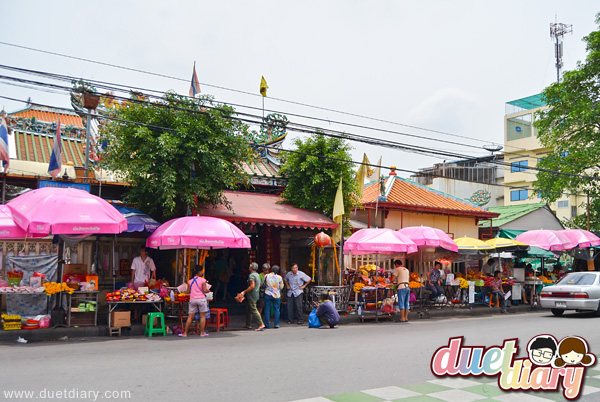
left=383, top=210, right=479, bottom=238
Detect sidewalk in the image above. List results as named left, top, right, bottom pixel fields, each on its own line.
left=0, top=303, right=542, bottom=343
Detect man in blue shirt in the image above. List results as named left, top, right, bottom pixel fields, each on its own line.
left=315, top=291, right=340, bottom=328
left=284, top=263, right=311, bottom=324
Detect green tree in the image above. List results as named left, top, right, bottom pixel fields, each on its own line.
left=279, top=133, right=360, bottom=221
left=99, top=92, right=252, bottom=219
left=534, top=14, right=600, bottom=230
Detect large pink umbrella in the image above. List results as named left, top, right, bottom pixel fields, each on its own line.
left=515, top=230, right=576, bottom=251
left=560, top=229, right=600, bottom=248
left=344, top=228, right=418, bottom=255
left=7, top=187, right=127, bottom=235
left=397, top=226, right=458, bottom=252
left=146, top=216, right=250, bottom=250
left=0, top=205, right=45, bottom=239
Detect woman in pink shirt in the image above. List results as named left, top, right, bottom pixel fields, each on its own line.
left=182, top=265, right=210, bottom=337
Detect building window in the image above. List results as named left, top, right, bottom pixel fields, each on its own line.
left=510, top=160, right=528, bottom=173
left=557, top=200, right=569, bottom=208
left=571, top=206, right=577, bottom=217
left=510, top=190, right=528, bottom=201
left=507, top=113, right=532, bottom=141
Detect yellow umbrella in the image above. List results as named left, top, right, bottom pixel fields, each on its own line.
left=454, top=236, right=494, bottom=251
left=485, top=238, right=529, bottom=249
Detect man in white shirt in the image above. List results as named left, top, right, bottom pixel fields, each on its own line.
left=131, top=246, right=156, bottom=289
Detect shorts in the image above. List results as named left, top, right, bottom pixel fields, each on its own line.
left=188, top=298, right=209, bottom=314
left=397, top=287, right=410, bottom=310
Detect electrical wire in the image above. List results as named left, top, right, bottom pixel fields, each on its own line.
left=0, top=94, right=591, bottom=200
left=0, top=44, right=556, bottom=161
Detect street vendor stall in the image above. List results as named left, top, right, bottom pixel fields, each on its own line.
left=344, top=228, right=418, bottom=322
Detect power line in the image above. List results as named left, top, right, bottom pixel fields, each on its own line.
left=0, top=63, right=584, bottom=177
left=0, top=94, right=591, bottom=200
left=0, top=42, right=538, bottom=156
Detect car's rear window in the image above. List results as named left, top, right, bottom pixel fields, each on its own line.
left=558, top=273, right=598, bottom=286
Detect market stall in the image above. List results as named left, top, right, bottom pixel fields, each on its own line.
left=344, top=228, right=418, bottom=322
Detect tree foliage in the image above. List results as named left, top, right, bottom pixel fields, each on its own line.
left=534, top=14, right=600, bottom=230
left=279, top=133, right=360, bottom=219
left=99, top=92, right=252, bottom=219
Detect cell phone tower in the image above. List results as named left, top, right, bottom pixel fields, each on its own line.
left=550, top=18, right=572, bottom=83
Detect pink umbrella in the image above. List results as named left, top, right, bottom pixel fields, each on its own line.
left=146, top=216, right=250, bottom=250
left=344, top=228, right=418, bottom=255
left=0, top=205, right=45, bottom=239
left=560, top=229, right=600, bottom=248
left=7, top=187, right=127, bottom=236
left=515, top=230, right=576, bottom=251
left=397, top=226, right=458, bottom=252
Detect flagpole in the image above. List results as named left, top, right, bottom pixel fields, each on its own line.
left=262, top=96, right=265, bottom=120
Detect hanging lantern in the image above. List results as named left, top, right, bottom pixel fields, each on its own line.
left=314, top=232, right=331, bottom=247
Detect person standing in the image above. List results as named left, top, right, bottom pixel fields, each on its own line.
left=214, top=252, right=231, bottom=301
left=237, top=262, right=265, bottom=331
left=391, top=259, right=410, bottom=322
left=181, top=265, right=210, bottom=337
left=257, top=263, right=270, bottom=315
left=425, top=262, right=444, bottom=302
left=483, top=258, right=497, bottom=277
left=284, top=263, right=311, bottom=324
left=131, top=246, right=156, bottom=289
left=263, top=265, right=284, bottom=328
left=490, top=270, right=508, bottom=314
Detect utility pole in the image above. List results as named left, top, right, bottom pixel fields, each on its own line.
left=550, top=19, right=572, bottom=83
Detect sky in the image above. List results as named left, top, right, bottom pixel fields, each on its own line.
left=1, top=1, right=598, bottom=177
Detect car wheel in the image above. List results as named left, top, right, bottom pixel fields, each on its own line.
left=551, top=309, right=564, bottom=317
left=595, top=303, right=600, bottom=317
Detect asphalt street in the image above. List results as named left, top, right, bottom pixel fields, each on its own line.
left=1, top=311, right=599, bottom=402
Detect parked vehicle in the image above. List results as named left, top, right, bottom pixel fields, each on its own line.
left=539, top=271, right=600, bottom=316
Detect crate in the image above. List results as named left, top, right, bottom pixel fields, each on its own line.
left=68, top=312, right=96, bottom=327
left=3, top=322, right=22, bottom=330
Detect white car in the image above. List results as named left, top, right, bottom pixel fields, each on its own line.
left=539, top=271, right=600, bottom=316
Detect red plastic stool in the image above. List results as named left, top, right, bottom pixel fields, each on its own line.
left=206, top=308, right=229, bottom=332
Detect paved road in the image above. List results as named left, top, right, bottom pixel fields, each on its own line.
left=1, top=311, right=599, bottom=402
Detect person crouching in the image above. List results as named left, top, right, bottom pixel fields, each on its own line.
left=315, top=291, right=340, bottom=328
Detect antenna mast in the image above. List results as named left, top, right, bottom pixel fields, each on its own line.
left=550, top=19, right=572, bottom=83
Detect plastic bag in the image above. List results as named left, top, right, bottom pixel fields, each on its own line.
left=308, top=308, right=321, bottom=328
left=409, top=292, right=417, bottom=303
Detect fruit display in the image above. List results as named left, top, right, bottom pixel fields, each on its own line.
left=105, top=288, right=162, bottom=302
left=2, top=313, right=22, bottom=330
left=43, top=282, right=75, bottom=295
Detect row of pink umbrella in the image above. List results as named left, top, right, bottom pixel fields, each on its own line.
left=515, top=229, right=600, bottom=251
left=344, top=226, right=458, bottom=255
left=0, top=187, right=249, bottom=251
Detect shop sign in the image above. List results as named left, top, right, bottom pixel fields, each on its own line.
left=39, top=180, right=90, bottom=192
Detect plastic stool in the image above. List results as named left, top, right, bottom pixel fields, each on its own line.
left=145, top=312, right=166, bottom=337
left=489, top=294, right=500, bottom=308
left=206, top=308, right=228, bottom=332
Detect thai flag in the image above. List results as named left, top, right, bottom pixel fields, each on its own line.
left=189, top=63, right=201, bottom=97
left=0, top=115, right=9, bottom=170
left=48, top=119, right=62, bottom=178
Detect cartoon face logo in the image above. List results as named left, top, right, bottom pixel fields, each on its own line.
left=553, top=336, right=596, bottom=368
left=527, top=335, right=557, bottom=366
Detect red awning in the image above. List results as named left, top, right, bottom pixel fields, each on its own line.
left=198, top=191, right=337, bottom=230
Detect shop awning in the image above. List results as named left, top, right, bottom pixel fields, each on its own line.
left=198, top=191, right=337, bottom=230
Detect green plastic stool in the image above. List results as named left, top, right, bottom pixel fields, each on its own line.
left=144, top=312, right=166, bottom=337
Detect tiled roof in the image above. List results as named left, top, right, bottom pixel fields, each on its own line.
left=242, top=158, right=280, bottom=178
left=361, top=175, right=498, bottom=218
left=11, top=107, right=85, bottom=129
left=479, top=203, right=547, bottom=228
left=13, top=130, right=85, bottom=167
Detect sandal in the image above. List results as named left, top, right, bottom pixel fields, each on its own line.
left=256, top=326, right=265, bottom=331
left=243, top=325, right=253, bottom=329
left=200, top=333, right=209, bottom=337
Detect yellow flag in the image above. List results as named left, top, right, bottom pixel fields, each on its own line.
left=332, top=177, right=345, bottom=243
left=366, top=156, right=382, bottom=183
left=355, top=153, right=370, bottom=198
left=260, top=76, right=269, bottom=97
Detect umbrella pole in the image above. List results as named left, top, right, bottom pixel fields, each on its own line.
left=112, top=235, right=116, bottom=290
left=375, top=253, right=379, bottom=323
left=175, top=250, right=180, bottom=286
